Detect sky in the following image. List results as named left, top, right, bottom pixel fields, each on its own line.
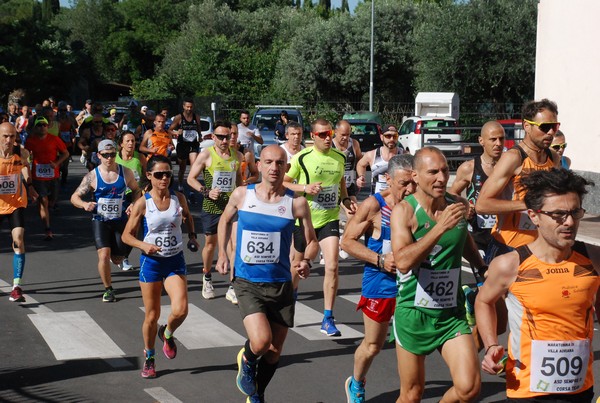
left=59, top=0, right=363, bottom=12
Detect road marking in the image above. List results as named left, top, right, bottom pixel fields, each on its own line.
left=292, top=302, right=363, bottom=340
left=144, top=387, right=183, bottom=403
left=340, top=294, right=361, bottom=305
left=28, top=311, right=125, bottom=361
left=144, top=304, right=246, bottom=349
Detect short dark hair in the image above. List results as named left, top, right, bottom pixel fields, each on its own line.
left=522, top=98, right=558, bottom=121
left=240, top=109, right=250, bottom=116
left=286, top=121, right=302, bottom=133
left=521, top=168, right=594, bottom=211
left=214, top=120, right=231, bottom=131
left=183, top=98, right=194, bottom=105
left=311, top=118, right=331, bottom=132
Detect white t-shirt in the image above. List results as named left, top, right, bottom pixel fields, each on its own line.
left=237, top=123, right=262, bottom=150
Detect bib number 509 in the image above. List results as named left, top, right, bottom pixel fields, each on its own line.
left=540, top=356, right=583, bottom=377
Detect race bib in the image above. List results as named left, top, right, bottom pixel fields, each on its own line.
left=312, top=184, right=339, bottom=210
left=382, top=239, right=391, bottom=254
left=240, top=230, right=281, bottom=264
left=414, top=267, right=460, bottom=309
left=0, top=174, right=18, bottom=195
left=344, top=171, right=356, bottom=186
left=530, top=339, right=589, bottom=393
left=476, top=213, right=496, bottom=229
left=374, top=174, right=388, bottom=193
left=212, top=170, right=235, bottom=192
left=182, top=129, right=198, bottom=142
left=145, top=227, right=182, bottom=258
left=97, top=197, right=123, bottom=220
left=35, top=163, right=54, bottom=179
left=518, top=211, right=536, bottom=230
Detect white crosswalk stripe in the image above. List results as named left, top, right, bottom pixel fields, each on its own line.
left=28, top=311, right=125, bottom=361
left=145, top=304, right=246, bottom=349
left=340, top=294, right=361, bottom=305
left=291, top=302, right=363, bottom=340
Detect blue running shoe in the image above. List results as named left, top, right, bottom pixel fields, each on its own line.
left=246, top=394, right=265, bottom=403
left=345, top=376, right=365, bottom=403
left=320, top=316, right=341, bottom=337
left=236, top=348, right=257, bottom=396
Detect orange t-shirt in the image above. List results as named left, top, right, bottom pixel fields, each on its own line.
left=506, top=243, right=599, bottom=398
left=492, top=146, right=555, bottom=248
left=25, top=134, right=67, bottom=180
left=0, top=147, right=27, bottom=214
left=148, top=130, right=172, bottom=157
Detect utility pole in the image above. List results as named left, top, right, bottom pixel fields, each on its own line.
left=369, top=0, right=374, bottom=112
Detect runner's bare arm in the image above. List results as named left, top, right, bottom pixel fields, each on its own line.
left=70, top=170, right=96, bottom=211
left=216, top=186, right=244, bottom=274
left=476, top=149, right=526, bottom=215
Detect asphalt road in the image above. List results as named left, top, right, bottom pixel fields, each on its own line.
left=0, top=162, right=598, bottom=403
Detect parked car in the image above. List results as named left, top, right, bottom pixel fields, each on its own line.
left=251, top=105, right=304, bottom=158
left=497, top=119, right=524, bottom=150
left=345, top=119, right=383, bottom=153
left=398, top=117, right=462, bottom=155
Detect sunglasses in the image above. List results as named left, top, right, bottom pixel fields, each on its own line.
left=36, top=124, right=48, bottom=127
left=383, top=133, right=398, bottom=139
left=313, top=130, right=334, bottom=139
left=551, top=143, right=567, bottom=151
left=536, top=207, right=585, bottom=223
left=99, top=152, right=117, bottom=159
left=106, top=127, right=117, bottom=132
left=151, top=171, right=173, bottom=179
left=214, top=134, right=230, bottom=141
left=524, top=119, right=560, bottom=133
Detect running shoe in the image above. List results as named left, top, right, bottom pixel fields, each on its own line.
left=44, top=229, right=53, bottom=241
left=321, top=316, right=342, bottom=337
left=339, top=248, right=350, bottom=260
left=202, top=277, right=215, bottom=299
left=319, top=253, right=325, bottom=265
left=102, top=288, right=116, bottom=303
left=246, top=394, right=265, bottom=403
left=9, top=286, right=25, bottom=302
left=226, top=286, right=238, bottom=305
left=120, top=258, right=134, bottom=271
left=236, top=347, right=257, bottom=396
left=462, top=285, right=476, bottom=327
left=141, top=355, right=156, bottom=379
left=345, top=376, right=366, bottom=403
left=158, top=324, right=177, bottom=359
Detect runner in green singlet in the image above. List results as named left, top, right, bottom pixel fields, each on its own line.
left=390, top=147, right=487, bottom=403
left=284, top=118, right=357, bottom=337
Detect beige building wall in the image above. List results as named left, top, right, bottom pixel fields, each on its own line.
left=536, top=0, right=600, bottom=212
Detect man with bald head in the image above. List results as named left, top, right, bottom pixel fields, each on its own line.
left=390, top=147, right=486, bottom=403
left=450, top=121, right=505, bottom=258
left=333, top=120, right=363, bottom=209
left=0, top=123, right=38, bottom=302
left=217, top=145, right=318, bottom=402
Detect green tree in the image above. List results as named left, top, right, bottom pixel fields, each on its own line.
left=412, top=0, right=537, bottom=105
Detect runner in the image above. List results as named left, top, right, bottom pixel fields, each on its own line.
left=340, top=154, right=415, bottom=402
left=356, top=125, right=403, bottom=195
left=476, top=99, right=561, bottom=261
left=187, top=120, right=243, bottom=299
left=70, top=140, right=140, bottom=302
left=390, top=147, right=486, bottom=403
left=333, top=120, right=363, bottom=209
left=122, top=154, right=198, bottom=379
left=476, top=168, right=599, bottom=402
left=24, top=116, right=70, bottom=240
left=280, top=121, right=304, bottom=169
left=0, top=123, right=38, bottom=302
left=216, top=145, right=318, bottom=402
left=168, top=99, right=202, bottom=191
left=284, top=118, right=357, bottom=337
left=139, top=112, right=174, bottom=158
left=116, top=130, right=147, bottom=270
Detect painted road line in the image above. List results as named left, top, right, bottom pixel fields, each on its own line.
left=145, top=304, right=246, bottom=349
left=340, top=294, right=361, bottom=305
left=28, top=311, right=125, bottom=361
left=144, top=387, right=183, bottom=403
left=292, top=302, right=363, bottom=340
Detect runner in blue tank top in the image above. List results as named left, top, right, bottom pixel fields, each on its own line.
left=216, top=145, right=318, bottom=402
left=71, top=140, right=140, bottom=303
left=340, top=154, right=415, bottom=402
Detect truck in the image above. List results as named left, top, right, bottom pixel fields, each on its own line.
left=398, top=92, right=462, bottom=155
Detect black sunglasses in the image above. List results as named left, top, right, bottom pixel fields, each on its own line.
left=536, top=208, right=585, bottom=223
left=152, top=171, right=173, bottom=179
left=99, top=152, right=117, bottom=159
